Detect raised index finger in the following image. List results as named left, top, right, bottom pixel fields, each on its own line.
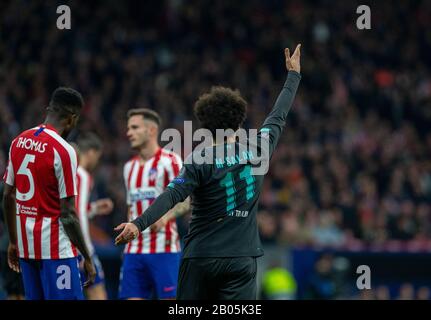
left=293, top=44, right=301, bottom=57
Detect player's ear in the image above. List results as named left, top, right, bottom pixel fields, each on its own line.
left=70, top=113, right=80, bottom=127
left=149, top=123, right=158, bottom=137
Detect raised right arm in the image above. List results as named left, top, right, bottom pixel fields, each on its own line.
left=258, top=45, right=302, bottom=158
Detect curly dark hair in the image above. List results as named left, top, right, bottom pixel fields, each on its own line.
left=47, top=87, right=84, bottom=118
left=194, top=86, right=247, bottom=138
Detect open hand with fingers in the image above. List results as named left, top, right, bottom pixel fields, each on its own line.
left=114, top=222, right=140, bottom=245
left=285, top=44, right=301, bottom=73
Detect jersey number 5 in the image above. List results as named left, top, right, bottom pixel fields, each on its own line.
left=16, top=154, right=36, bottom=201
left=219, top=165, right=255, bottom=213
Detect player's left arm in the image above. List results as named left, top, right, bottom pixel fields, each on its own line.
left=60, top=196, right=96, bottom=286
left=2, top=183, right=19, bottom=273
left=2, top=144, right=20, bottom=273
left=2, top=184, right=17, bottom=244
left=115, top=159, right=199, bottom=245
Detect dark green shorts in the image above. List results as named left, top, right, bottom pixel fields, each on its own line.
left=177, top=256, right=257, bottom=300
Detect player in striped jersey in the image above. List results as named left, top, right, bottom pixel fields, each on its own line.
left=117, top=108, right=190, bottom=300
left=2, top=88, right=96, bottom=300
left=75, top=133, right=114, bottom=300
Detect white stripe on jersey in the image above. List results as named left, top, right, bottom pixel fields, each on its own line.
left=127, top=161, right=141, bottom=254
left=25, top=217, right=36, bottom=259
left=58, top=220, right=75, bottom=259
left=53, top=149, right=67, bottom=199
left=16, top=215, right=24, bottom=257
left=155, top=229, right=167, bottom=253
left=140, top=228, right=151, bottom=254
left=160, top=156, right=175, bottom=181
left=140, top=158, right=154, bottom=254
left=171, top=224, right=179, bottom=252
left=45, top=128, right=78, bottom=196
left=77, top=167, right=95, bottom=256
left=123, top=160, right=134, bottom=205
left=128, top=160, right=140, bottom=222
left=41, top=217, right=51, bottom=258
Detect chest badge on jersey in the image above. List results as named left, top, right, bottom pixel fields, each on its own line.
left=149, top=168, right=158, bottom=182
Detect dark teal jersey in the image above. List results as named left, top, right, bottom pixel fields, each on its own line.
left=132, top=71, right=301, bottom=258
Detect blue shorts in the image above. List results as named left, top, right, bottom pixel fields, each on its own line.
left=20, top=257, right=84, bottom=300
left=119, top=253, right=180, bottom=299
left=78, top=254, right=105, bottom=287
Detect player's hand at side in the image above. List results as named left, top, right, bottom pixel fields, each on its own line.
left=7, top=243, right=20, bottom=273
left=114, top=222, right=139, bottom=245
left=285, top=44, right=301, bottom=73
left=83, top=258, right=96, bottom=287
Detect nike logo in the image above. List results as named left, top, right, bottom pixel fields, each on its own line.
left=163, top=286, right=176, bottom=292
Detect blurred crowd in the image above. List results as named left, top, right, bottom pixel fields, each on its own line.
left=1, top=0, right=431, bottom=250
left=303, top=254, right=430, bottom=300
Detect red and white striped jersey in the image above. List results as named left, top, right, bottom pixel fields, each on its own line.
left=75, top=166, right=95, bottom=256
left=2, top=124, right=78, bottom=260
left=123, top=148, right=182, bottom=254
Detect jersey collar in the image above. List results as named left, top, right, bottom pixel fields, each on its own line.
left=40, top=123, right=59, bottom=133
left=137, top=147, right=163, bottom=166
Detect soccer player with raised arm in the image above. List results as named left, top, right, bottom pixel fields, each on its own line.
left=117, top=108, right=190, bottom=300
left=74, top=132, right=114, bottom=300
left=2, top=88, right=96, bottom=300
left=115, top=45, right=301, bottom=299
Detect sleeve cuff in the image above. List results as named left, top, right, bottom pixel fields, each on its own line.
left=132, top=218, right=144, bottom=233
left=287, top=70, right=301, bottom=79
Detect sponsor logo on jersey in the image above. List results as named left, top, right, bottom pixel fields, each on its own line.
left=149, top=168, right=158, bottom=181
left=130, top=188, right=157, bottom=202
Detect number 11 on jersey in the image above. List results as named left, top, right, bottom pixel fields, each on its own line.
left=219, top=165, right=255, bottom=214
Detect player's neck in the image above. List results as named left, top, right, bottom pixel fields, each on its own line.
left=138, top=142, right=160, bottom=163
left=43, top=117, right=65, bottom=136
